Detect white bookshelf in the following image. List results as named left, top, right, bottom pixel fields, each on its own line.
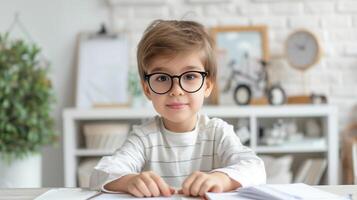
left=63, top=105, right=339, bottom=187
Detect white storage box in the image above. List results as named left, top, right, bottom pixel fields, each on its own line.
left=77, top=158, right=100, bottom=188
left=83, top=123, right=130, bottom=151
left=261, top=155, right=293, bottom=184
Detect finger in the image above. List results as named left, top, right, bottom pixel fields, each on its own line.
left=170, top=187, right=176, bottom=195
left=135, top=179, right=151, bottom=197
left=182, top=171, right=201, bottom=196
left=141, top=174, right=160, bottom=197
left=198, top=180, right=215, bottom=196
left=128, top=184, right=144, bottom=198
left=150, top=173, right=171, bottom=196
left=190, top=174, right=207, bottom=196
left=209, top=185, right=223, bottom=193
left=178, top=189, right=184, bottom=194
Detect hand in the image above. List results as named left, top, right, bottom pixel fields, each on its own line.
left=179, top=171, right=237, bottom=197
left=126, top=171, right=175, bottom=197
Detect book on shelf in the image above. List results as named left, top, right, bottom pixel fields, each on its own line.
left=294, top=158, right=327, bottom=185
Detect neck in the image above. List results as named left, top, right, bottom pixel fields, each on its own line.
left=162, top=115, right=197, bottom=133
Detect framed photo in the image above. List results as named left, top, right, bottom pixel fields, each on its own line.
left=76, top=32, right=130, bottom=108
left=209, top=26, right=269, bottom=105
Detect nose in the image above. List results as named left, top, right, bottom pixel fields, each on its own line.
left=169, top=78, right=184, bottom=96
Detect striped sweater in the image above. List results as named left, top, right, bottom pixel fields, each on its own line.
left=92, top=114, right=266, bottom=190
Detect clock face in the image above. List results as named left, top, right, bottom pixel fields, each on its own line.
left=286, top=30, right=321, bottom=70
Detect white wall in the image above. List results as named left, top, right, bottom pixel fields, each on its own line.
left=108, top=0, right=357, bottom=128
left=1, top=0, right=357, bottom=186
left=0, top=0, right=109, bottom=186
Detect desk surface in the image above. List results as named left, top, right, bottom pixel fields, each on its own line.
left=0, top=185, right=356, bottom=200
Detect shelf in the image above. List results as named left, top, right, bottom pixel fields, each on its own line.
left=63, top=105, right=339, bottom=187
left=256, top=138, right=327, bottom=153
left=75, top=138, right=327, bottom=156
left=64, top=105, right=338, bottom=119
left=75, top=149, right=114, bottom=156
left=255, top=146, right=327, bottom=153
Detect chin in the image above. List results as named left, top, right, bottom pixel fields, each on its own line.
left=165, top=110, right=197, bottom=123
left=164, top=113, right=190, bottom=123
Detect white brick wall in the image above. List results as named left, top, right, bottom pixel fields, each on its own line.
left=108, top=0, right=357, bottom=130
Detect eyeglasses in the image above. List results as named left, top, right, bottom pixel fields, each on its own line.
left=144, top=71, right=208, bottom=95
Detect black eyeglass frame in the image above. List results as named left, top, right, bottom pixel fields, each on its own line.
left=144, top=70, right=208, bottom=95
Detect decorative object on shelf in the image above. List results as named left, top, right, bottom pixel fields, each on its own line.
left=310, top=93, right=327, bottom=104
left=285, top=29, right=321, bottom=71
left=262, top=119, right=287, bottom=145
left=0, top=14, right=56, bottom=187
left=305, top=119, right=322, bottom=138
left=210, top=25, right=269, bottom=105
left=83, top=123, right=130, bottom=151
left=260, top=155, right=293, bottom=184
left=285, top=29, right=322, bottom=97
left=267, top=84, right=286, bottom=106
left=235, top=119, right=250, bottom=144
left=286, top=94, right=327, bottom=105
left=233, top=84, right=252, bottom=105
left=75, top=24, right=129, bottom=108
left=261, top=119, right=305, bottom=146
left=285, top=120, right=303, bottom=142
left=287, top=95, right=313, bottom=104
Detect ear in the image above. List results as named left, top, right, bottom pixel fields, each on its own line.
left=204, top=78, right=213, bottom=98
left=141, top=80, right=152, bottom=101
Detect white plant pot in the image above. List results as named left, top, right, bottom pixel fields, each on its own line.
left=0, top=153, right=42, bottom=188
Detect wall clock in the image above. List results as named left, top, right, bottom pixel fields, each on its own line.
left=285, top=29, right=321, bottom=71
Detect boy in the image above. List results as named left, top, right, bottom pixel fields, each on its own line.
left=91, top=19, right=266, bottom=198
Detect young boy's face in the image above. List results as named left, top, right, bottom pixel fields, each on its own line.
left=142, top=51, right=213, bottom=132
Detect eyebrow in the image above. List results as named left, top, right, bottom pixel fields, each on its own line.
left=149, top=65, right=204, bottom=73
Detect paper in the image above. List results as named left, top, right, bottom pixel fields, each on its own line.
left=92, top=193, right=197, bottom=200
left=76, top=34, right=129, bottom=108
left=234, top=183, right=345, bottom=200
left=205, top=192, right=251, bottom=200
left=34, top=188, right=99, bottom=200
left=249, top=183, right=344, bottom=200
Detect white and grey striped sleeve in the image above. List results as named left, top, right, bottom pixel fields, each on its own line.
left=90, top=131, right=146, bottom=192
left=210, top=122, right=266, bottom=187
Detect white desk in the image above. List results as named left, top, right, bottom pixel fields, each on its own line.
left=0, top=185, right=356, bottom=200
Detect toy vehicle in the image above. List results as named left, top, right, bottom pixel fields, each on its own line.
left=222, top=54, right=286, bottom=105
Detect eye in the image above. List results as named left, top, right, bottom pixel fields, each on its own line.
left=155, top=74, right=170, bottom=82
left=183, top=72, right=199, bottom=81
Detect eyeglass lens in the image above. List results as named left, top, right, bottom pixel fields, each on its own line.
left=148, top=71, right=205, bottom=94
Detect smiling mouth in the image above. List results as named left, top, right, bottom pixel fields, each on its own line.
left=166, top=103, right=188, bottom=109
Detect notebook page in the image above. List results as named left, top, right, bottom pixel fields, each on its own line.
left=264, top=183, right=344, bottom=199
left=34, top=188, right=99, bottom=200
left=205, top=192, right=252, bottom=200
left=92, top=193, right=197, bottom=200
left=238, top=183, right=345, bottom=200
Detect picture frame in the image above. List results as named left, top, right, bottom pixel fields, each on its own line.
left=75, top=32, right=130, bottom=108
left=209, top=26, right=269, bottom=105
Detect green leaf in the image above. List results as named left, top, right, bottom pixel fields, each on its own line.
left=0, top=33, right=57, bottom=163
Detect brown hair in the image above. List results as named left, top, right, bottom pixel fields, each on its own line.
left=137, top=19, right=217, bottom=82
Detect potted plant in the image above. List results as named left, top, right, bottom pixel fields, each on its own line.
left=0, top=34, right=57, bottom=187
left=128, top=69, right=145, bottom=107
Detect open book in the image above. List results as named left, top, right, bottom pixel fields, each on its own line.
left=206, top=183, right=345, bottom=200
